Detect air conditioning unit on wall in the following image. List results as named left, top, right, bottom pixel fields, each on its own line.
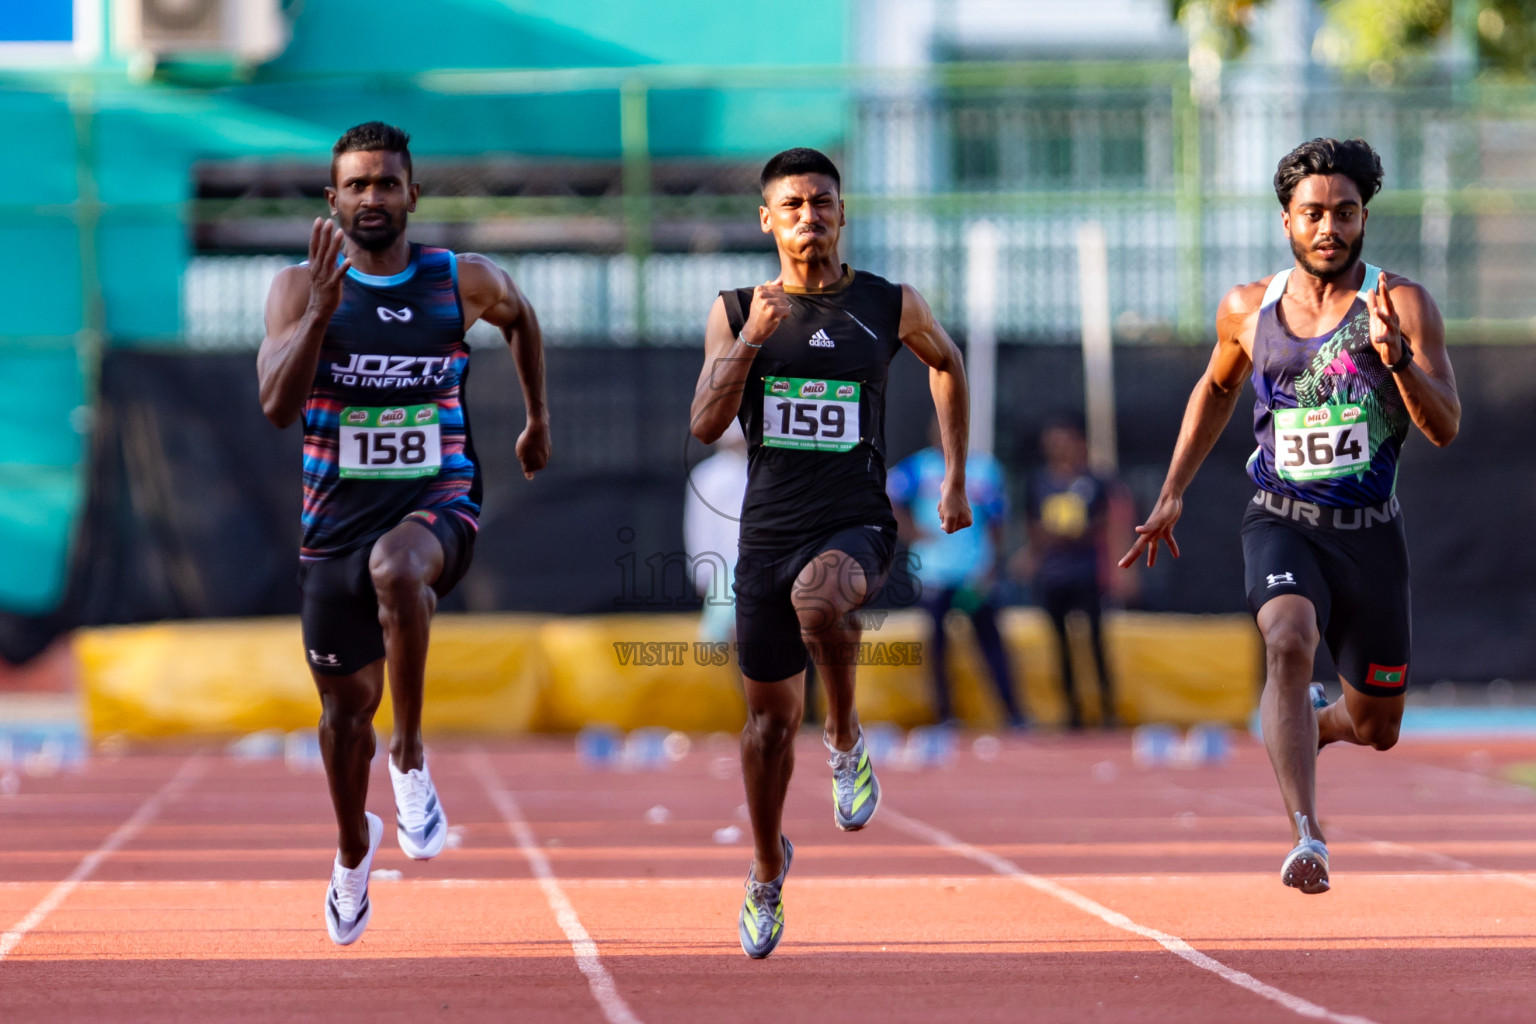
left=115, top=0, right=289, bottom=63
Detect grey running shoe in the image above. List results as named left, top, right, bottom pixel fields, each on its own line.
left=739, top=836, right=793, bottom=959
left=390, top=757, right=447, bottom=860
left=325, top=811, right=383, bottom=945
left=827, top=731, right=881, bottom=832
left=1281, top=811, right=1330, bottom=894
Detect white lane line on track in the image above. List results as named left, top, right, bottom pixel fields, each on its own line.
left=0, top=755, right=204, bottom=962
left=883, top=806, right=1382, bottom=1024
left=469, top=749, right=643, bottom=1024
left=1157, top=778, right=1536, bottom=892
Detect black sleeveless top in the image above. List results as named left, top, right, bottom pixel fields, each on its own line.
left=720, top=266, right=903, bottom=549
left=300, top=244, right=480, bottom=559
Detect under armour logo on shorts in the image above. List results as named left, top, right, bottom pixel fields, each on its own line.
left=309, top=650, right=342, bottom=667
left=1266, top=572, right=1296, bottom=588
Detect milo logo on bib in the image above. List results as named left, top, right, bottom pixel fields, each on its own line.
left=378, top=407, right=407, bottom=427
left=762, top=376, right=862, bottom=453
left=345, top=409, right=369, bottom=425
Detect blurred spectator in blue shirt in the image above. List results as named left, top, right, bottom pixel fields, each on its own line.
left=888, top=419, right=1026, bottom=729
left=1022, top=415, right=1117, bottom=730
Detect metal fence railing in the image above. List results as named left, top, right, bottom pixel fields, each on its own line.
left=163, top=65, right=1536, bottom=345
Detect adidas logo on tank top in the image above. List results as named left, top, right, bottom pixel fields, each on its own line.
left=808, top=329, right=834, bottom=348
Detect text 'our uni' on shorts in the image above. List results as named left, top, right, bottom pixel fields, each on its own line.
left=1241, top=489, right=1411, bottom=698
left=298, top=508, right=477, bottom=676
left=734, top=522, right=898, bottom=684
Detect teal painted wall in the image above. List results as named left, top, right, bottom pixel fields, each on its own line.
left=242, top=0, right=848, bottom=158
left=505, top=0, right=846, bottom=65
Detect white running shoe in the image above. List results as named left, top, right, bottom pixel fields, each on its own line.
left=325, top=811, right=383, bottom=945
left=390, top=757, right=448, bottom=860
left=1281, top=811, right=1330, bottom=894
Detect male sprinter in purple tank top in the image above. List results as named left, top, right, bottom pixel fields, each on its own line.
left=1121, top=138, right=1460, bottom=894
left=258, top=123, right=550, bottom=944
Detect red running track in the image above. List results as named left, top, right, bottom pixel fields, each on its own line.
left=2, top=733, right=1535, bottom=1023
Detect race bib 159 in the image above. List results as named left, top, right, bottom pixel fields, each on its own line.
left=761, top=377, right=861, bottom=452
left=338, top=404, right=442, bottom=479
left=1274, top=404, right=1370, bottom=481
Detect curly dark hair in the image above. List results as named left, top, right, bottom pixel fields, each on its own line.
left=1273, top=138, right=1383, bottom=209
left=331, top=121, right=412, bottom=184
left=760, top=148, right=841, bottom=196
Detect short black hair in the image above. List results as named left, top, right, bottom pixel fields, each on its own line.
left=331, top=121, right=412, bottom=184
left=1274, top=138, right=1383, bottom=209
left=760, top=148, right=841, bottom=196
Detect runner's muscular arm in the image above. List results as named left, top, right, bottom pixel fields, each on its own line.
left=257, top=219, right=350, bottom=428
left=1366, top=273, right=1459, bottom=447
left=899, top=284, right=972, bottom=534
left=1119, top=281, right=1261, bottom=568
left=690, top=281, right=790, bottom=444
left=457, top=253, right=550, bottom=478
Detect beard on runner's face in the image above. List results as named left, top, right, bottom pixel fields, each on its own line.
left=344, top=206, right=406, bottom=252
left=1290, top=228, right=1364, bottom=283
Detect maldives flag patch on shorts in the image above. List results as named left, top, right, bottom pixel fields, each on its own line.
left=1367, top=663, right=1408, bottom=689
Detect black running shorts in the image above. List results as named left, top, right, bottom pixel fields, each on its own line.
left=734, top=522, right=898, bottom=683
left=1241, top=490, right=1411, bottom=698
left=298, top=508, right=477, bottom=676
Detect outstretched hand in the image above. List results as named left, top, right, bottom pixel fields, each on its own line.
left=306, top=217, right=350, bottom=318
left=1118, top=493, right=1183, bottom=569
left=1364, top=271, right=1406, bottom=367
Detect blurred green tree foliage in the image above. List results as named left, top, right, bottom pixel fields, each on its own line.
left=1169, top=0, right=1536, bottom=78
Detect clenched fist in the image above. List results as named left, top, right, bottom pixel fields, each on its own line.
left=741, top=277, right=791, bottom=348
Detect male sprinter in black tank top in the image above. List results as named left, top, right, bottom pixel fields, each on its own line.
left=691, top=148, right=972, bottom=959
left=259, top=123, right=549, bottom=944
left=1121, top=139, right=1460, bottom=894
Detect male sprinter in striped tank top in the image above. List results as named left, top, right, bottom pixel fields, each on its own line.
left=691, top=149, right=972, bottom=957
left=259, top=123, right=550, bottom=943
left=1122, top=138, right=1461, bottom=894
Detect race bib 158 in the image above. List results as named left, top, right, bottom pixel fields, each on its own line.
left=1274, top=404, right=1370, bottom=481
left=761, top=377, right=861, bottom=453
left=338, top=404, right=442, bottom=479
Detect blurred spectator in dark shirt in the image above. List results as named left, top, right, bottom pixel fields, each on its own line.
left=1022, top=416, right=1118, bottom=730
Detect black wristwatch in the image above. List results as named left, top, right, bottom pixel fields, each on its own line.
left=1388, top=336, right=1415, bottom=374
